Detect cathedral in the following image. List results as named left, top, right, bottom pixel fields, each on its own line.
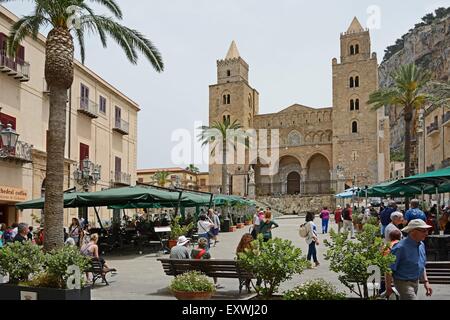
left=208, top=17, right=390, bottom=197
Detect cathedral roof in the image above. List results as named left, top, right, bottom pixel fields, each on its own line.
left=278, top=104, right=329, bottom=114
left=347, top=17, right=364, bottom=33
left=225, top=40, right=240, bottom=59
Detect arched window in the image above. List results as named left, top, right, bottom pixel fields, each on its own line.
left=355, top=44, right=359, bottom=54
left=355, top=99, right=360, bottom=110
left=223, top=115, right=230, bottom=123
left=227, top=70, right=231, bottom=77
left=227, top=94, right=231, bottom=104
left=349, top=77, right=354, bottom=88
left=223, top=95, right=227, bottom=105
left=352, top=121, right=358, bottom=133
left=355, top=76, right=360, bottom=87
left=350, top=45, right=355, bottom=55
left=350, top=99, right=355, bottom=111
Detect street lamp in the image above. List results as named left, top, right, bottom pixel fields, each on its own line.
left=0, top=122, right=20, bottom=158
left=73, top=157, right=101, bottom=191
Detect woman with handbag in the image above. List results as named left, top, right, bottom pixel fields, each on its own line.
left=305, top=211, right=320, bottom=267
left=68, top=218, right=83, bottom=247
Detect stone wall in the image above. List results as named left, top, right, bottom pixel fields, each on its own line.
left=379, top=14, right=450, bottom=161
left=257, top=195, right=336, bottom=215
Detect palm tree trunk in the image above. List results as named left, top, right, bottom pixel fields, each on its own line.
left=404, top=106, right=413, bottom=209
left=222, top=141, right=227, bottom=195
left=43, top=27, right=74, bottom=251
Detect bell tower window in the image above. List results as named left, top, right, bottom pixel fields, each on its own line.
left=349, top=77, right=354, bottom=88
left=355, top=99, right=360, bottom=110
left=350, top=45, right=355, bottom=55
left=355, top=44, right=359, bottom=54
left=227, top=70, right=231, bottom=77
left=355, top=76, right=359, bottom=87
left=352, top=121, right=358, bottom=133
left=350, top=99, right=355, bottom=111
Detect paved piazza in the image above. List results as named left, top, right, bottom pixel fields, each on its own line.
left=92, top=216, right=450, bottom=300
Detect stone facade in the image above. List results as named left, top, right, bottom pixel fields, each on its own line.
left=208, top=18, right=390, bottom=196
left=257, top=195, right=336, bottom=215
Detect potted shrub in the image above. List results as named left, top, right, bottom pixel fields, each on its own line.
left=169, top=216, right=194, bottom=249
left=229, top=225, right=237, bottom=232
left=170, top=271, right=215, bottom=300
left=238, top=234, right=308, bottom=299
left=244, top=214, right=253, bottom=226
left=283, top=279, right=346, bottom=300
left=324, top=224, right=395, bottom=299
left=0, top=242, right=92, bottom=300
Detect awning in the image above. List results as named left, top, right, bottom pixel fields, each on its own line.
left=335, top=187, right=360, bottom=199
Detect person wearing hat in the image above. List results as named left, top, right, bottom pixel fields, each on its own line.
left=385, top=219, right=433, bottom=300
left=334, top=205, right=343, bottom=234
left=169, top=236, right=190, bottom=259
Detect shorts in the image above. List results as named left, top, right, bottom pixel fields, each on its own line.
left=211, top=228, right=219, bottom=236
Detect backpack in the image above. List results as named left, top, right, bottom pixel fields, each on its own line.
left=3, top=229, right=13, bottom=243
left=299, top=223, right=309, bottom=238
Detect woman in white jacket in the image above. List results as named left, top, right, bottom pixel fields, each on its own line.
left=305, top=211, right=320, bottom=267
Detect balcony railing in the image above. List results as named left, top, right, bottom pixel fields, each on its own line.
left=111, top=171, right=131, bottom=186
left=0, top=52, right=30, bottom=82
left=1, top=140, right=33, bottom=163
left=113, top=118, right=129, bottom=135
left=78, top=98, right=99, bottom=118
left=427, top=122, right=439, bottom=136
left=443, top=112, right=450, bottom=127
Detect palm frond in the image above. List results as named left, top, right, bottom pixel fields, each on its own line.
left=89, top=0, right=123, bottom=19
left=6, top=15, right=46, bottom=56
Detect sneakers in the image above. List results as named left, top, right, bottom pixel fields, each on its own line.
left=215, top=284, right=224, bottom=289
left=315, top=262, right=320, bottom=267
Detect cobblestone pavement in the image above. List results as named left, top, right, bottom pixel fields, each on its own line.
left=92, top=216, right=450, bottom=300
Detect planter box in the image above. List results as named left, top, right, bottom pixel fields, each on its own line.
left=172, top=290, right=213, bottom=300
left=0, top=284, right=91, bottom=300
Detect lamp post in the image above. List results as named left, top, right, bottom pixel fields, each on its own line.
left=0, top=122, right=20, bottom=158
left=73, top=157, right=101, bottom=221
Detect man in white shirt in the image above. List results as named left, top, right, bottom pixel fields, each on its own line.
left=384, top=211, right=404, bottom=243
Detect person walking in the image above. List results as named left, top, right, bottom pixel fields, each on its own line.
left=258, top=210, right=279, bottom=242
left=0, top=223, right=6, bottom=248
left=319, top=207, right=330, bottom=234
left=380, top=201, right=398, bottom=238
left=385, top=219, right=433, bottom=300
left=197, top=214, right=214, bottom=249
left=334, top=205, right=343, bottom=234
left=208, top=209, right=221, bottom=246
left=305, top=211, right=320, bottom=267
left=342, top=203, right=354, bottom=239
left=68, top=217, right=83, bottom=247
left=404, top=199, right=427, bottom=223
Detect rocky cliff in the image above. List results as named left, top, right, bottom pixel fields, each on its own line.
left=379, top=13, right=450, bottom=159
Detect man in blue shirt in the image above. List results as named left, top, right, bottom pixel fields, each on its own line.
left=386, top=219, right=433, bottom=300
left=404, top=199, right=427, bottom=223
left=380, top=200, right=397, bottom=237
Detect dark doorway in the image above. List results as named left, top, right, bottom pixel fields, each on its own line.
left=287, top=172, right=300, bottom=195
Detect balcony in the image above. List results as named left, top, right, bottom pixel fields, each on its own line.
left=442, top=112, right=450, bottom=127
left=113, top=118, right=129, bottom=135
left=0, top=52, right=30, bottom=82
left=1, top=140, right=33, bottom=163
left=111, top=171, right=131, bottom=186
left=78, top=98, right=99, bottom=119
left=427, top=122, right=439, bottom=136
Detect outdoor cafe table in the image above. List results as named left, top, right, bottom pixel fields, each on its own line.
left=426, top=235, right=450, bottom=261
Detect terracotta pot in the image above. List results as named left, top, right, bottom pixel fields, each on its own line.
left=237, top=223, right=244, bottom=229
left=172, top=290, right=213, bottom=300
left=245, top=221, right=252, bottom=226
left=168, top=239, right=178, bottom=249
left=229, top=226, right=237, bottom=232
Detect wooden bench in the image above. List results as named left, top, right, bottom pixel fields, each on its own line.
left=88, top=258, right=116, bottom=286
left=158, top=258, right=254, bottom=294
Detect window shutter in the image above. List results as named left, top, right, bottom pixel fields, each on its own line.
left=115, top=157, right=121, bottom=173
left=79, top=143, right=90, bottom=169
left=16, top=45, right=25, bottom=62
left=0, top=113, right=16, bottom=149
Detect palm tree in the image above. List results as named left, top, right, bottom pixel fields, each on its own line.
left=185, top=164, right=199, bottom=174
left=197, top=118, right=248, bottom=195
left=2, top=0, right=164, bottom=251
left=368, top=63, right=431, bottom=182
left=153, top=171, right=171, bottom=187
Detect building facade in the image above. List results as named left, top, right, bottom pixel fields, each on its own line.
left=0, top=5, right=138, bottom=227
left=208, top=17, right=390, bottom=196
left=137, top=167, right=209, bottom=192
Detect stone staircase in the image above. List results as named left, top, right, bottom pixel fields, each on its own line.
left=256, top=194, right=336, bottom=216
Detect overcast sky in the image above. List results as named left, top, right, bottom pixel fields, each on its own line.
left=4, top=0, right=449, bottom=171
